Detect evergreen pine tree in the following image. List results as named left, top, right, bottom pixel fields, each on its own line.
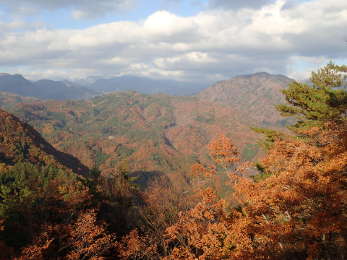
left=276, top=62, right=347, bottom=132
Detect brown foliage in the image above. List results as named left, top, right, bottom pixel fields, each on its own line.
left=135, top=174, right=197, bottom=257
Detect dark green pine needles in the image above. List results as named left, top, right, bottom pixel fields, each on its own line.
left=276, top=63, right=347, bottom=132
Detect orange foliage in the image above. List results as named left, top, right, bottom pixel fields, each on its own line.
left=67, top=210, right=117, bottom=260
left=18, top=224, right=68, bottom=260
left=118, top=230, right=158, bottom=259
left=191, top=163, right=216, bottom=177
left=208, top=134, right=239, bottom=169
left=163, top=123, right=347, bottom=259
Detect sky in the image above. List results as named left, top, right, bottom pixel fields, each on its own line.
left=0, top=0, right=347, bottom=83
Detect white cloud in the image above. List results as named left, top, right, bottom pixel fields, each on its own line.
left=1, top=0, right=347, bottom=82
left=144, top=11, right=195, bottom=35
left=154, top=52, right=217, bottom=70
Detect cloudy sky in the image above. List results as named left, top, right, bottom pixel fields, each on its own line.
left=0, top=0, right=346, bottom=82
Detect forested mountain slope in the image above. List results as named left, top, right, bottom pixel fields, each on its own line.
left=0, top=91, right=258, bottom=174
left=197, top=72, right=293, bottom=126
left=0, top=108, right=88, bottom=174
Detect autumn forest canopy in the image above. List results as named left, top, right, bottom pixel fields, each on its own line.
left=0, top=63, right=346, bottom=260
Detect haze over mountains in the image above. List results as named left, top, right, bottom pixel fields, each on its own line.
left=0, top=73, right=97, bottom=100
left=0, top=73, right=209, bottom=100
left=86, top=75, right=210, bottom=96
left=0, top=72, right=293, bottom=108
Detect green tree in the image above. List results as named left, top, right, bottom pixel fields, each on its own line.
left=0, top=162, right=89, bottom=247
left=276, top=63, right=347, bottom=132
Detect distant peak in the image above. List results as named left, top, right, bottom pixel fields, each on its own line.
left=253, top=72, right=271, bottom=76
left=230, top=71, right=291, bottom=81
left=235, top=72, right=272, bottom=79
left=0, top=73, right=25, bottom=79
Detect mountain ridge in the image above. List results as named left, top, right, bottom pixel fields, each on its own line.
left=83, top=75, right=209, bottom=96
left=0, top=108, right=89, bottom=174
left=196, top=72, right=294, bottom=126
left=0, top=73, right=98, bottom=100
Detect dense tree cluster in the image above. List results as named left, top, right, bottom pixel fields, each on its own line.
left=0, top=63, right=346, bottom=259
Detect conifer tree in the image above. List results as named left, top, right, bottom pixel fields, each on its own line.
left=276, top=63, right=347, bottom=132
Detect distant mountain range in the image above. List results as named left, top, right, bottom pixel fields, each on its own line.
left=0, top=73, right=209, bottom=100
left=0, top=72, right=293, bottom=109
left=0, top=73, right=97, bottom=100
left=85, top=75, right=209, bottom=96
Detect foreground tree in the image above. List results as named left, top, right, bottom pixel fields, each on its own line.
left=67, top=210, right=117, bottom=260
left=277, top=63, right=347, bottom=132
